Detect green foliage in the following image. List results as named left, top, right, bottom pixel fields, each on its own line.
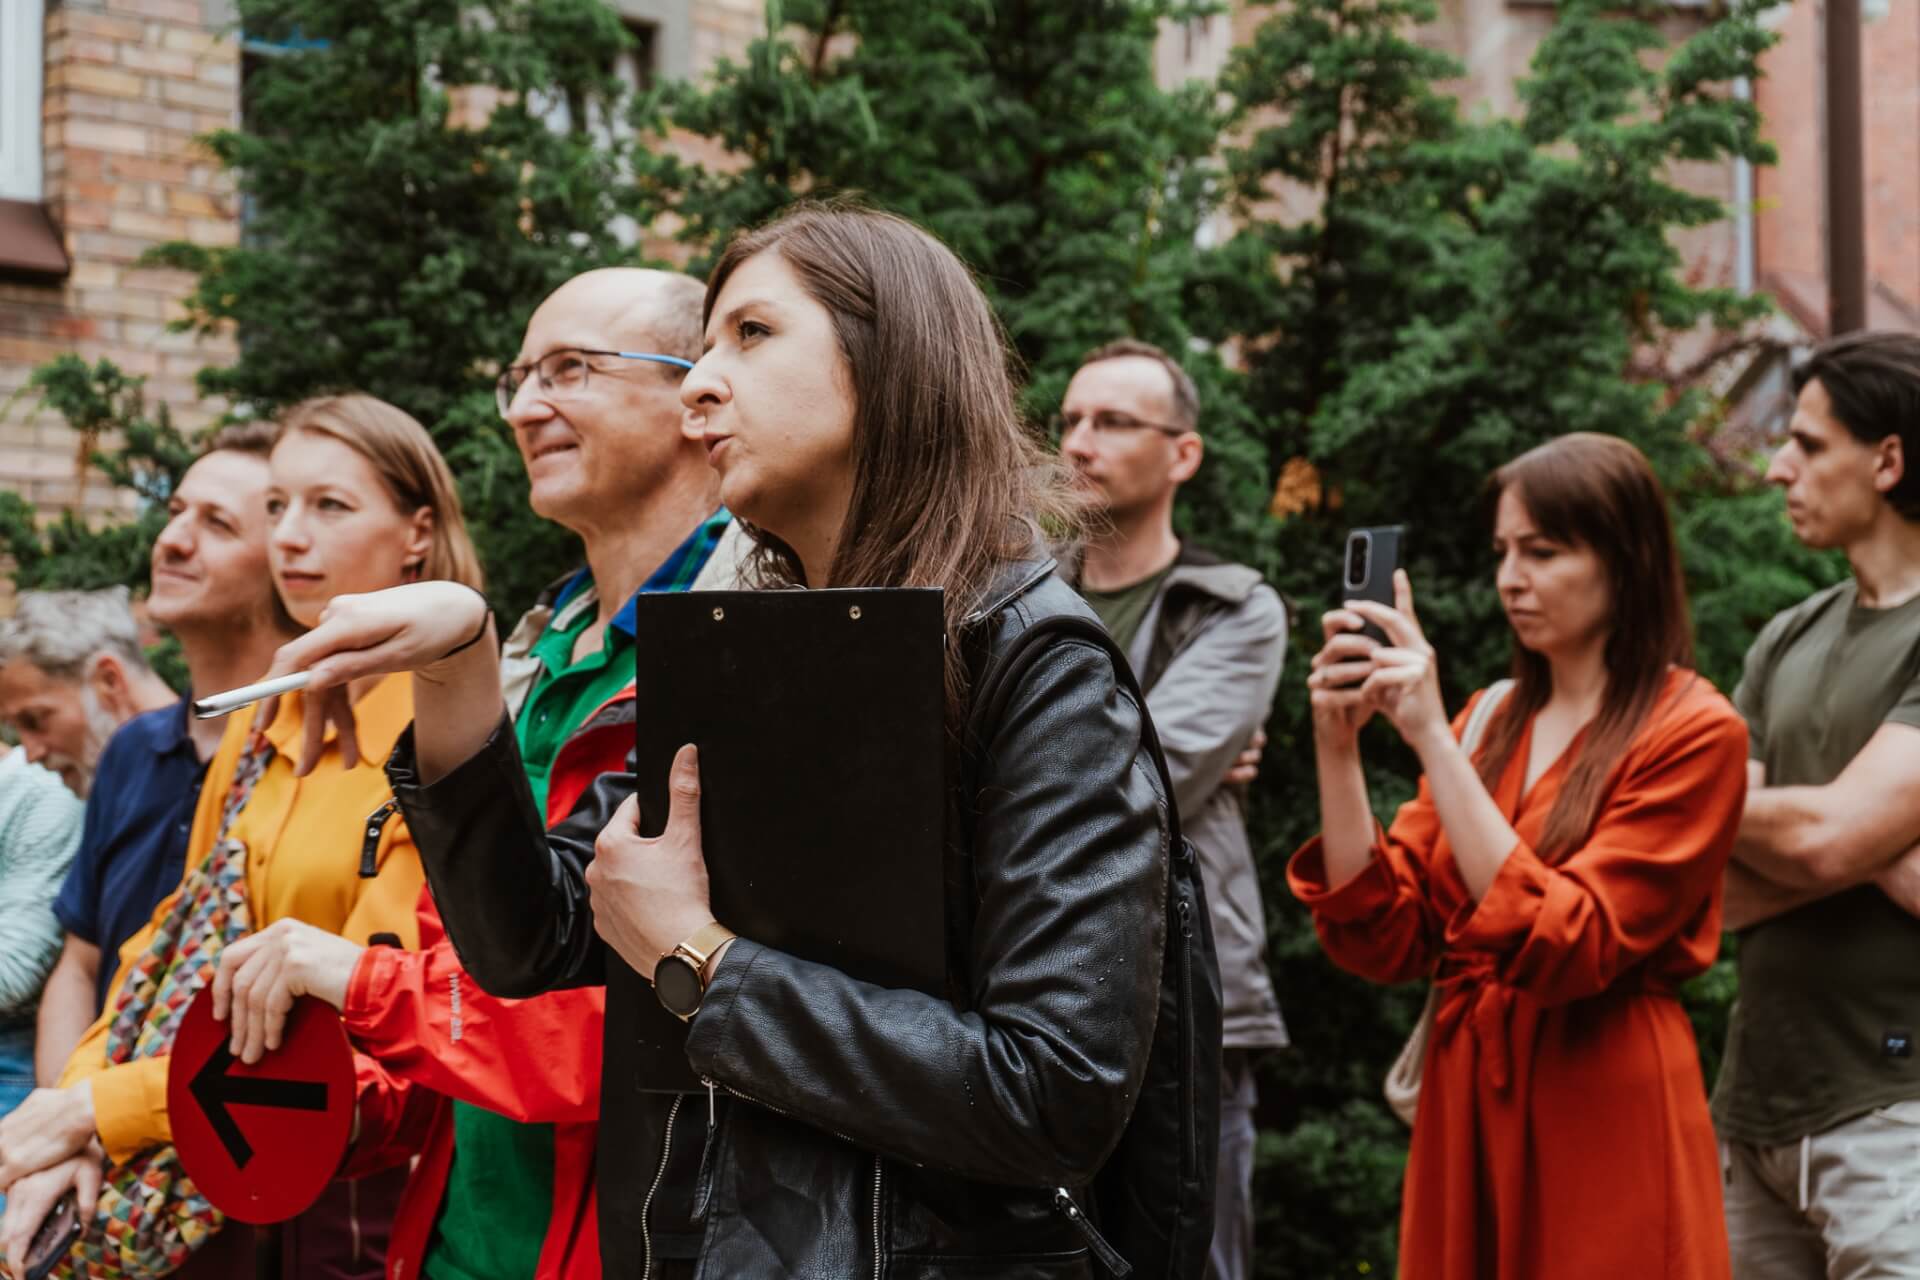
left=5, top=0, right=1842, bottom=1271
left=0, top=357, right=199, bottom=686
left=145, top=0, right=667, bottom=612
left=636, top=0, right=1229, bottom=382
left=0, top=356, right=197, bottom=592
left=630, top=0, right=1278, bottom=612
left=1205, top=1, right=1833, bottom=1271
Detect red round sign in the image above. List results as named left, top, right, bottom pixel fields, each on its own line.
left=167, top=988, right=354, bottom=1224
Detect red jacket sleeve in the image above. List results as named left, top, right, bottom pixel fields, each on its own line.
left=340, top=893, right=603, bottom=1126
left=344, top=1048, right=439, bottom=1177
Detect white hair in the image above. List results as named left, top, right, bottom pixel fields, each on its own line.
left=0, top=587, right=151, bottom=682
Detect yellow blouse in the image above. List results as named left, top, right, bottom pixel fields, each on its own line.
left=60, top=673, right=424, bottom=1162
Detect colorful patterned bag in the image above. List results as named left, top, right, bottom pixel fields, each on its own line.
left=55, top=734, right=274, bottom=1280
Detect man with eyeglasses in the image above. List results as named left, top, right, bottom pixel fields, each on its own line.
left=1058, top=339, right=1289, bottom=1280
left=221, top=267, right=752, bottom=1280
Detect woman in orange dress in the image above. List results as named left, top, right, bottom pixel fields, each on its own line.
left=1289, top=432, right=1747, bottom=1280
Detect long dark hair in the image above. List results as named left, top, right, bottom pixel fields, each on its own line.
left=702, top=203, right=1082, bottom=730
left=1473, top=433, right=1693, bottom=861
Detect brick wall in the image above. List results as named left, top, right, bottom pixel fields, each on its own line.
left=690, top=0, right=764, bottom=69
left=1753, top=0, right=1920, bottom=334
left=2, top=0, right=775, bottom=538
left=1, top=0, right=239, bottom=522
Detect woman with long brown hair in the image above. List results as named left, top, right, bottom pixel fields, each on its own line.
left=1292, top=432, right=1747, bottom=1279
left=210, top=205, right=1200, bottom=1279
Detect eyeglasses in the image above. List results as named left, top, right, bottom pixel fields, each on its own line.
left=1054, top=409, right=1190, bottom=438
left=496, top=348, right=696, bottom=417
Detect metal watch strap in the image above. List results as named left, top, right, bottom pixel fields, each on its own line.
left=670, top=920, right=737, bottom=976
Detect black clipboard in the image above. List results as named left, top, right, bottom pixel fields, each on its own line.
left=612, top=587, right=947, bottom=1094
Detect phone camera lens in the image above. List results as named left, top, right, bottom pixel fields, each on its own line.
left=1347, top=536, right=1369, bottom=588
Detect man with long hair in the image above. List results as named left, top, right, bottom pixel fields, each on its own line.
left=1718, top=330, right=1920, bottom=1276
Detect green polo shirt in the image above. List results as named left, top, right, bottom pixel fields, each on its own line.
left=515, top=599, right=638, bottom=814
left=423, top=513, right=728, bottom=1280
left=423, top=600, right=628, bottom=1280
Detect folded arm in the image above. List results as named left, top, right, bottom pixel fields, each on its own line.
left=35, top=936, right=99, bottom=1085
left=1735, top=723, right=1920, bottom=888
left=344, top=937, right=603, bottom=1125
left=0, top=806, right=82, bottom=1017
left=1146, top=585, right=1287, bottom=817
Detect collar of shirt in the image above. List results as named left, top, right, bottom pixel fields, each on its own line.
left=146, top=696, right=195, bottom=758
left=260, top=671, right=416, bottom=773
left=549, top=508, right=732, bottom=641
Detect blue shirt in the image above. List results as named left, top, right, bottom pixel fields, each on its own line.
left=51, top=700, right=208, bottom=1013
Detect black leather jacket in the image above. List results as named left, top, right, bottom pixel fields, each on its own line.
left=387, top=558, right=1171, bottom=1279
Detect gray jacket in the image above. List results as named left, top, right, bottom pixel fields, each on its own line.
left=1068, top=543, right=1290, bottom=1049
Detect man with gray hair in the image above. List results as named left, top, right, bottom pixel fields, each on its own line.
left=0, top=589, right=176, bottom=799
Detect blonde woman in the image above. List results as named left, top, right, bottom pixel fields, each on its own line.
left=0, top=395, right=482, bottom=1280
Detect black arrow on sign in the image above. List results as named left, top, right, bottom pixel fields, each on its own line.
left=188, top=1041, right=329, bottom=1169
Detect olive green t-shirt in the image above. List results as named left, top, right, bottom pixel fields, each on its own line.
left=1082, top=565, right=1173, bottom=654
left=1712, top=580, right=1920, bottom=1144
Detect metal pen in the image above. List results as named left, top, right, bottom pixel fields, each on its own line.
left=191, top=672, right=312, bottom=720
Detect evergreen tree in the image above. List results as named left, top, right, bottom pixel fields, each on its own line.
left=1200, top=1, right=1838, bottom=1272
left=1, top=0, right=660, bottom=614
left=1, top=3, right=1849, bottom=1269
left=1, top=356, right=196, bottom=593
left=628, top=0, right=1272, bottom=541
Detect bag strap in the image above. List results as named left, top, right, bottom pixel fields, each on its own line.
left=1459, top=679, right=1514, bottom=758
left=966, top=613, right=1186, bottom=854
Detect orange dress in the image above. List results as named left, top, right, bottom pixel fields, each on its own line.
left=1289, top=669, right=1747, bottom=1280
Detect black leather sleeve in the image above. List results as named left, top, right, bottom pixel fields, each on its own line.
left=683, top=636, right=1168, bottom=1188
left=386, top=716, right=616, bottom=995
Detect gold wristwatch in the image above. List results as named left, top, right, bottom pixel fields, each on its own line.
left=654, top=921, right=737, bottom=1022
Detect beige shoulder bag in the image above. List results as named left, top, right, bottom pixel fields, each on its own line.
left=1382, top=678, right=1514, bottom=1127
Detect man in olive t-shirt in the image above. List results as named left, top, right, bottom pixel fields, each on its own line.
left=1717, top=331, right=1920, bottom=1279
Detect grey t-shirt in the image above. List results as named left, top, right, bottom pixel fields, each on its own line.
left=1713, top=580, right=1920, bottom=1144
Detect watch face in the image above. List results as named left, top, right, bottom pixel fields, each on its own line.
left=656, top=955, right=704, bottom=1017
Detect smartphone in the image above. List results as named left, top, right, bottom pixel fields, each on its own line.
left=23, top=1191, right=81, bottom=1280
left=1341, top=525, right=1407, bottom=644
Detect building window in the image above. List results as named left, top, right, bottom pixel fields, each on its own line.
left=614, top=18, right=657, bottom=97
left=1, top=0, right=46, bottom=202
left=550, top=17, right=657, bottom=141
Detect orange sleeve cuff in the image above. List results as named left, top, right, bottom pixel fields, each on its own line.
left=1287, top=824, right=1398, bottom=923
left=1446, top=838, right=1550, bottom=950
left=88, top=1058, right=173, bottom=1163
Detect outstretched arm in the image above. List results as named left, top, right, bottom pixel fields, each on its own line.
left=242, top=582, right=502, bottom=782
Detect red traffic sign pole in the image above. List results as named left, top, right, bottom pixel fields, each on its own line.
left=167, top=989, right=354, bottom=1224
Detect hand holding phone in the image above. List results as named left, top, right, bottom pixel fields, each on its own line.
left=1340, top=526, right=1406, bottom=644
left=21, top=1191, right=80, bottom=1280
